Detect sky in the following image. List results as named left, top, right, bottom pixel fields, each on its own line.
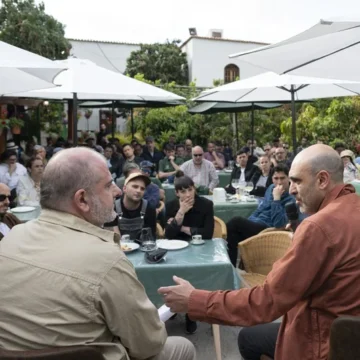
left=38, top=0, right=360, bottom=45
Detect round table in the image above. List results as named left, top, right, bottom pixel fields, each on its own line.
left=217, top=170, right=232, bottom=188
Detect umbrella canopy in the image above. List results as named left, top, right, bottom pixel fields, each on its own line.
left=0, top=41, right=66, bottom=96
left=79, top=100, right=183, bottom=109
left=229, top=19, right=360, bottom=81
left=13, top=58, right=185, bottom=102
left=188, top=101, right=281, bottom=114
left=194, top=71, right=360, bottom=152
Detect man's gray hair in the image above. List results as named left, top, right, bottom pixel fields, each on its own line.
left=310, top=152, right=344, bottom=183
left=40, top=147, right=106, bottom=211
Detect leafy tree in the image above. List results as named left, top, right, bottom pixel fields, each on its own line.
left=126, top=40, right=188, bottom=85
left=0, top=0, right=71, bottom=139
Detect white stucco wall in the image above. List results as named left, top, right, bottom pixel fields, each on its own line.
left=183, top=38, right=267, bottom=87
left=69, top=40, right=140, bottom=73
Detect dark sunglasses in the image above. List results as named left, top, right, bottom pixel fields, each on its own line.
left=193, top=154, right=203, bottom=157
left=0, top=194, right=11, bottom=202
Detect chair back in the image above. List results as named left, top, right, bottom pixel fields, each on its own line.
left=328, top=316, right=360, bottom=360
left=213, top=216, right=227, bottom=239
left=238, top=231, right=292, bottom=275
left=0, top=346, right=105, bottom=360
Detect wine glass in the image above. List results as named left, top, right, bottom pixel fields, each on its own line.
left=238, top=180, right=246, bottom=198
left=245, top=182, right=254, bottom=195
left=231, top=179, right=239, bottom=198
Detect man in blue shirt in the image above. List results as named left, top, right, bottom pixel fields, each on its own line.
left=226, top=164, right=294, bottom=266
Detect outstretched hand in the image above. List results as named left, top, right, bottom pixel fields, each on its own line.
left=158, top=276, right=195, bottom=313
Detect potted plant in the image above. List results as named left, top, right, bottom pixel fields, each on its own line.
left=8, top=117, right=25, bottom=135
left=84, top=109, right=93, bottom=119
left=0, top=119, right=10, bottom=136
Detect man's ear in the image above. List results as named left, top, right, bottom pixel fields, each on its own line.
left=73, top=189, right=91, bottom=213
left=317, top=170, right=331, bottom=190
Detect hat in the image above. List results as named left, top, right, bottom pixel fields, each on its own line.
left=145, top=136, right=154, bottom=142
left=85, top=136, right=95, bottom=142
left=140, top=160, right=154, bottom=168
left=6, top=141, right=18, bottom=151
left=124, top=172, right=151, bottom=187
left=340, top=150, right=355, bottom=160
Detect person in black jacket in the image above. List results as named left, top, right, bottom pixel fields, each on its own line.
left=165, top=171, right=214, bottom=241
left=250, top=155, right=274, bottom=197
left=104, top=144, right=124, bottom=180
left=226, top=149, right=257, bottom=194
left=165, top=170, right=214, bottom=335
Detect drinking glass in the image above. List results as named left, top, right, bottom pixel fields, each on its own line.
left=139, top=227, right=157, bottom=252
left=245, top=182, right=254, bottom=195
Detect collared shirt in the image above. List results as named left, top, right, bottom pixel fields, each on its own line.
left=0, top=163, right=27, bottom=190
left=0, top=222, right=10, bottom=236
left=180, top=159, right=219, bottom=191
left=158, top=157, right=184, bottom=173
left=0, top=210, right=166, bottom=360
left=203, top=152, right=225, bottom=169
left=16, top=174, right=40, bottom=206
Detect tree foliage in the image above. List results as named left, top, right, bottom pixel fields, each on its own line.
left=0, top=0, right=71, bottom=59
left=126, top=40, right=188, bottom=85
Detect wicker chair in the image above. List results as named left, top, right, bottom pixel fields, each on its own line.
left=156, top=223, right=164, bottom=239
left=0, top=346, right=105, bottom=359
left=238, top=231, right=292, bottom=288
left=328, top=316, right=360, bottom=360
left=213, top=216, right=227, bottom=239
left=260, top=227, right=286, bottom=234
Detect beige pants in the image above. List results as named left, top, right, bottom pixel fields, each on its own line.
left=149, top=336, right=196, bottom=360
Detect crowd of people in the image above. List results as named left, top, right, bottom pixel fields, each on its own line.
left=0, top=131, right=360, bottom=360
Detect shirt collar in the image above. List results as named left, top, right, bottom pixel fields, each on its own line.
left=38, top=209, right=119, bottom=243
left=319, top=184, right=355, bottom=211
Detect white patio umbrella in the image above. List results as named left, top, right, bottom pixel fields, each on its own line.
left=228, top=19, right=360, bottom=81
left=13, top=58, right=185, bottom=143
left=0, top=41, right=66, bottom=95
left=194, top=71, right=360, bottom=152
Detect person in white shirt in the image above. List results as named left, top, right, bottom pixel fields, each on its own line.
left=16, top=157, right=44, bottom=206
left=0, top=150, right=27, bottom=192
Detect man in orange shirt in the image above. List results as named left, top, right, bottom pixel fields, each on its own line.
left=159, top=144, right=360, bottom=360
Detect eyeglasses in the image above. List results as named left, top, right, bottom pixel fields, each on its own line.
left=0, top=194, right=11, bottom=202
left=193, top=154, right=203, bottom=157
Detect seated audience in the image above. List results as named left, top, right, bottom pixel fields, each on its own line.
left=180, top=146, right=219, bottom=193
left=250, top=155, right=273, bottom=197
left=34, top=145, right=48, bottom=166
left=184, top=139, right=193, bottom=160
left=247, top=139, right=265, bottom=158
left=142, top=136, right=164, bottom=170
left=104, top=144, right=124, bottom=180
left=16, top=157, right=44, bottom=207
left=203, top=141, right=226, bottom=170
left=159, top=144, right=359, bottom=360
left=273, top=146, right=292, bottom=168
left=227, top=164, right=294, bottom=266
left=21, top=141, right=35, bottom=165
left=108, top=171, right=157, bottom=239
left=341, top=149, right=359, bottom=183
left=122, top=143, right=143, bottom=169
left=227, top=149, right=256, bottom=194
left=0, top=148, right=195, bottom=360
left=0, top=183, right=21, bottom=240
left=158, top=145, right=184, bottom=182
left=176, top=144, right=186, bottom=160
left=0, top=150, right=27, bottom=198
left=134, top=143, right=144, bottom=158
left=334, top=142, right=346, bottom=155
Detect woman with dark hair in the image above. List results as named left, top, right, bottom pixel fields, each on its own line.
left=0, top=150, right=27, bottom=193
left=165, top=171, right=214, bottom=241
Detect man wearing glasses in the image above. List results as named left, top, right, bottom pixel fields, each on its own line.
left=180, top=146, right=219, bottom=193
left=0, top=183, right=21, bottom=240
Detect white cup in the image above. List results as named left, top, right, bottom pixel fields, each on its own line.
left=191, top=234, right=203, bottom=244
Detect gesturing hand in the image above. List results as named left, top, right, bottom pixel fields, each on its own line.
left=179, top=198, right=194, bottom=214
left=158, top=276, right=195, bottom=313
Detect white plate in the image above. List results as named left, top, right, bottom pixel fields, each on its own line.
left=10, top=206, right=36, bottom=213
left=157, top=240, right=189, bottom=250
left=190, top=240, right=205, bottom=245
left=120, top=242, right=140, bottom=253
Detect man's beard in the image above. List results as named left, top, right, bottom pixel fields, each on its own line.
left=89, top=195, right=117, bottom=226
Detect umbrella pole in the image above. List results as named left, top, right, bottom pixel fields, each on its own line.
left=291, top=85, right=297, bottom=154
left=111, top=101, right=115, bottom=140
left=131, top=108, right=134, bottom=139
left=72, top=92, right=78, bottom=146
left=235, top=113, right=239, bottom=151
left=251, top=103, right=255, bottom=156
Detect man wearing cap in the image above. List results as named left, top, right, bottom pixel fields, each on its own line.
left=142, top=136, right=164, bottom=169
left=158, top=144, right=184, bottom=183
left=107, top=172, right=157, bottom=239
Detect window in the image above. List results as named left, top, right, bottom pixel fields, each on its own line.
left=224, top=64, right=240, bottom=83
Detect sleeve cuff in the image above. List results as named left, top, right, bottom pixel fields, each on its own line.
left=188, top=289, right=212, bottom=321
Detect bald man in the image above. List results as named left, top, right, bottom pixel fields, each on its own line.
left=180, top=146, right=219, bottom=192
left=158, top=144, right=360, bottom=360
left=0, top=183, right=21, bottom=240
left=0, top=148, right=195, bottom=360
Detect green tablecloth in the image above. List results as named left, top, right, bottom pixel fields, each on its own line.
left=127, top=239, right=240, bottom=307
left=351, top=180, right=360, bottom=194
left=202, top=195, right=258, bottom=223
left=217, top=171, right=232, bottom=188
